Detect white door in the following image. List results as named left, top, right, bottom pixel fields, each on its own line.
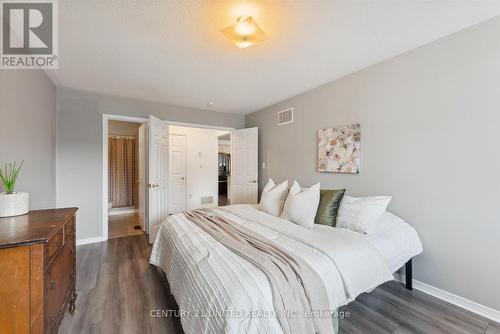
left=138, top=124, right=146, bottom=231
left=169, top=134, right=186, bottom=214
left=148, top=115, right=169, bottom=244
left=230, top=127, right=258, bottom=204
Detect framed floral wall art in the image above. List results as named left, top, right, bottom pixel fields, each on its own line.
left=318, top=124, right=360, bottom=174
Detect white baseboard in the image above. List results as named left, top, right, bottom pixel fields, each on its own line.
left=395, top=274, right=500, bottom=323
left=76, top=236, right=106, bottom=246
left=108, top=208, right=138, bottom=216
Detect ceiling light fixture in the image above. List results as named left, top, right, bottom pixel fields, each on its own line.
left=221, top=16, right=267, bottom=48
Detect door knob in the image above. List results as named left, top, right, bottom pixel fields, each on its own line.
left=250, top=180, right=257, bottom=184
left=147, top=184, right=159, bottom=188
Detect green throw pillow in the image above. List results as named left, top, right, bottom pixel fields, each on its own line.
left=314, top=189, right=346, bottom=227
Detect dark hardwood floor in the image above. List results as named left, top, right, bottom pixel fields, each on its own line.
left=59, top=235, right=499, bottom=334
left=59, top=235, right=182, bottom=334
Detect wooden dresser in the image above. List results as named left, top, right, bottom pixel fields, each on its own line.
left=0, top=208, right=78, bottom=334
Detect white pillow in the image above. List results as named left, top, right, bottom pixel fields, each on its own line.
left=280, top=181, right=320, bottom=229
left=337, top=196, right=392, bottom=234
left=259, top=178, right=289, bottom=216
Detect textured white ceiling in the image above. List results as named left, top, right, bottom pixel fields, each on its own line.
left=46, top=1, right=500, bottom=114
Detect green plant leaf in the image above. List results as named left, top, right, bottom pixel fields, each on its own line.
left=0, top=160, right=23, bottom=194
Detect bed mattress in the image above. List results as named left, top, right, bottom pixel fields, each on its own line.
left=150, top=205, right=396, bottom=334
left=231, top=205, right=422, bottom=273
left=314, top=211, right=422, bottom=273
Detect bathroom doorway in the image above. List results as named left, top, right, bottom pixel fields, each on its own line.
left=107, top=120, right=146, bottom=239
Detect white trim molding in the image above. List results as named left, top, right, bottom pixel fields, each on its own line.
left=166, top=120, right=234, bottom=131
left=76, top=236, right=106, bottom=246
left=396, top=274, right=500, bottom=323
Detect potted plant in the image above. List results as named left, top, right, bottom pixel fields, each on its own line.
left=0, top=161, right=29, bottom=217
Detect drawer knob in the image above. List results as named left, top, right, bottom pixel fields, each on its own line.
left=50, top=279, right=56, bottom=289
left=50, top=314, right=56, bottom=322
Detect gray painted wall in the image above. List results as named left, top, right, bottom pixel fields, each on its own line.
left=56, top=88, right=244, bottom=240
left=246, top=16, right=500, bottom=310
left=0, top=70, right=56, bottom=209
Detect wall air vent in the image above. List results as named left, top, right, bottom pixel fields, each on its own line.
left=277, top=108, right=294, bottom=126
left=201, top=196, right=213, bottom=204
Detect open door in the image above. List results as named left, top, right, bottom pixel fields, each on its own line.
left=168, top=134, right=187, bottom=214
left=148, top=115, right=169, bottom=243
left=230, top=127, right=258, bottom=204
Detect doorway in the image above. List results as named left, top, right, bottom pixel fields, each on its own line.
left=102, top=115, right=257, bottom=244
left=167, top=125, right=231, bottom=213
left=107, top=120, right=146, bottom=239
left=218, top=133, right=231, bottom=206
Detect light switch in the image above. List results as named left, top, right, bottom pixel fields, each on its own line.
left=262, top=162, right=266, bottom=169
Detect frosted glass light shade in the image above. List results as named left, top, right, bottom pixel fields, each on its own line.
left=221, top=16, right=267, bottom=48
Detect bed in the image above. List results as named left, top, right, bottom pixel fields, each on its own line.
left=150, top=204, right=422, bottom=334
left=327, top=210, right=422, bottom=289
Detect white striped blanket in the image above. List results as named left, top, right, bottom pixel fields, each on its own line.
left=150, top=205, right=393, bottom=334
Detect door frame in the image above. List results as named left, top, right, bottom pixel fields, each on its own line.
left=102, top=117, right=235, bottom=242
left=102, top=114, right=148, bottom=242
left=166, top=120, right=234, bottom=132
left=138, top=124, right=146, bottom=231
left=165, top=121, right=234, bottom=209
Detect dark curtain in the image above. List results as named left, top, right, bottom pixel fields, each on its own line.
left=109, top=136, right=136, bottom=207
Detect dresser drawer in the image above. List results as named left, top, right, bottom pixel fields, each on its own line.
left=45, top=256, right=64, bottom=332
left=45, top=227, right=64, bottom=269
left=45, top=244, right=73, bottom=333
left=64, top=230, right=76, bottom=283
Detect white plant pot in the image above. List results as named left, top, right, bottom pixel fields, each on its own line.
left=0, top=192, right=29, bottom=217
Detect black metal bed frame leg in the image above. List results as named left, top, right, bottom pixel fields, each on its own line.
left=405, top=258, right=413, bottom=291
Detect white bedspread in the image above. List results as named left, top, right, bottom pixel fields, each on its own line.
left=313, top=211, right=423, bottom=273
left=365, top=211, right=423, bottom=272
left=150, top=205, right=393, bottom=334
